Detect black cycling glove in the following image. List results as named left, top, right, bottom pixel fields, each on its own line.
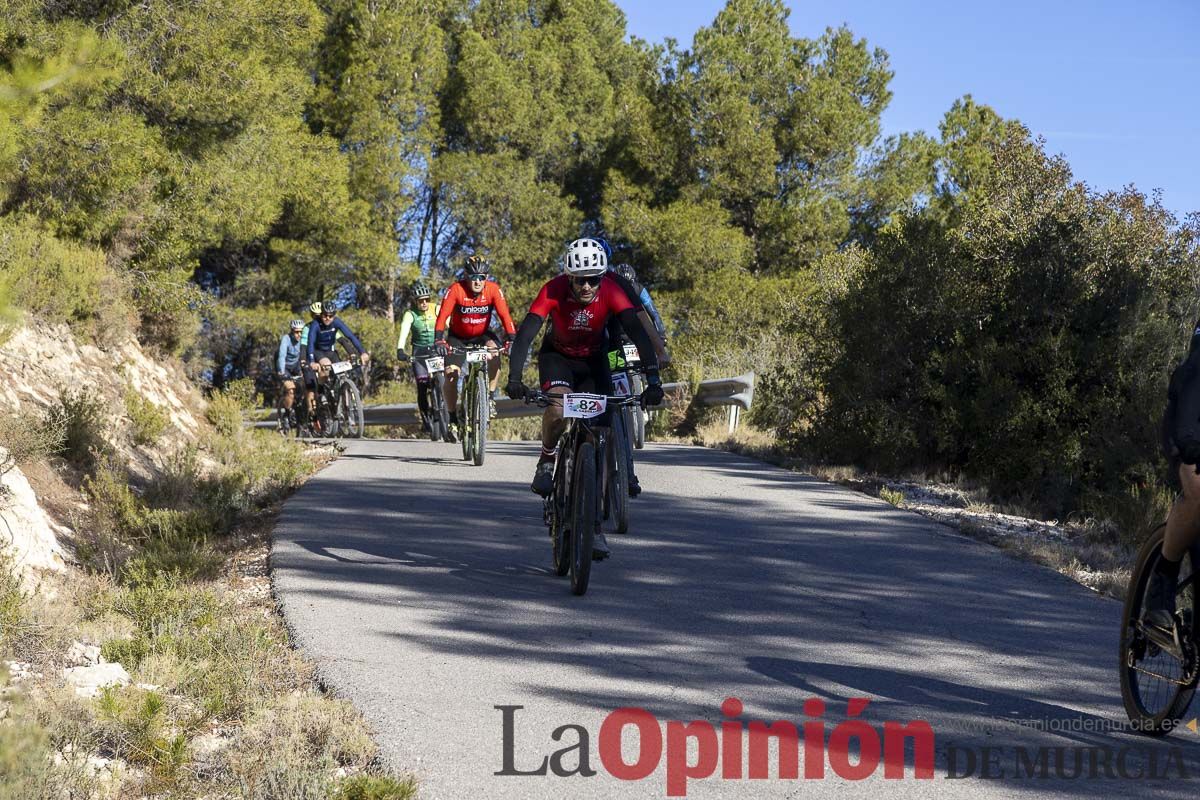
left=506, top=378, right=527, bottom=400
left=642, top=373, right=664, bottom=407
left=396, top=348, right=410, bottom=362
left=1179, top=437, right=1200, bottom=466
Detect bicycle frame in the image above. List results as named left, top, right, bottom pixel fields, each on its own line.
left=450, top=344, right=500, bottom=465
left=528, top=389, right=645, bottom=594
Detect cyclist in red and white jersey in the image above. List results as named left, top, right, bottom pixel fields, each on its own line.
left=506, top=238, right=664, bottom=514
left=434, top=255, right=516, bottom=440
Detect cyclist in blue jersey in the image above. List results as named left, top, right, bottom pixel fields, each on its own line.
left=305, top=302, right=370, bottom=389
left=276, top=319, right=307, bottom=425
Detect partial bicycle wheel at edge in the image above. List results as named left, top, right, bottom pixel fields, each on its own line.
left=472, top=369, right=488, bottom=466
left=569, top=442, right=597, bottom=596
left=1119, top=522, right=1199, bottom=735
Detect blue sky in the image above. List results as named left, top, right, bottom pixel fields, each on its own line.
left=615, top=0, right=1200, bottom=221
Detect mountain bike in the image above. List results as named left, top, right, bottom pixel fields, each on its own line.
left=1119, top=521, right=1200, bottom=734
left=453, top=344, right=498, bottom=466
left=527, top=389, right=645, bottom=595
left=610, top=342, right=647, bottom=450
left=413, top=347, right=451, bottom=442
left=313, top=358, right=366, bottom=438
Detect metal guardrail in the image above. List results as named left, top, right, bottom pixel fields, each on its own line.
left=693, top=372, right=755, bottom=432
left=253, top=373, right=755, bottom=431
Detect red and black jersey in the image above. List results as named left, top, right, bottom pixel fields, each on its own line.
left=436, top=280, right=516, bottom=340
left=528, top=275, right=634, bottom=358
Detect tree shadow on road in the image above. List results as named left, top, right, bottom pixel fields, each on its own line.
left=271, top=439, right=1200, bottom=797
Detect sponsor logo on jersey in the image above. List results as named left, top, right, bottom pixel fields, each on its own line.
left=569, top=308, right=594, bottom=331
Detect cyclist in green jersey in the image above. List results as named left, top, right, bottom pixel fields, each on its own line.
left=396, top=282, right=439, bottom=433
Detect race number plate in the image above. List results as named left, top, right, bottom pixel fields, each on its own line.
left=331, top=361, right=353, bottom=375
left=466, top=349, right=490, bottom=363
left=563, top=393, right=608, bottom=419
left=423, top=356, right=445, bottom=372
left=623, top=344, right=640, bottom=364
left=612, top=371, right=632, bottom=397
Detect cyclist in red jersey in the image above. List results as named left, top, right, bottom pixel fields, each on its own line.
left=506, top=238, right=664, bottom=521
left=434, top=256, right=516, bottom=439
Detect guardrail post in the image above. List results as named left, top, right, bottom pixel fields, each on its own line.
left=728, top=405, right=740, bottom=433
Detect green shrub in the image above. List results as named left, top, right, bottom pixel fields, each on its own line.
left=205, top=391, right=244, bottom=437
left=222, top=377, right=259, bottom=411
left=210, top=429, right=313, bottom=505
left=94, top=686, right=190, bottom=790
left=81, top=465, right=221, bottom=584
left=45, top=388, right=109, bottom=471
left=0, top=215, right=120, bottom=334
left=0, top=409, right=66, bottom=470
left=335, top=774, right=418, bottom=800
left=132, top=269, right=205, bottom=356
left=124, top=386, right=169, bottom=447
left=0, top=553, right=28, bottom=657
left=879, top=487, right=905, bottom=507
left=0, top=708, right=60, bottom=800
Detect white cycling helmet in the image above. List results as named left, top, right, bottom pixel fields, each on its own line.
left=562, top=238, right=608, bottom=277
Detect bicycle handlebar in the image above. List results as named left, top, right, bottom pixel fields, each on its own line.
left=524, top=389, right=645, bottom=408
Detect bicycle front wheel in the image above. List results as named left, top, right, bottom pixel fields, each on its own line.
left=1119, top=523, right=1199, bottom=735
left=569, top=442, right=597, bottom=596
left=551, top=453, right=571, bottom=576
left=430, top=379, right=449, bottom=442
left=319, top=387, right=339, bottom=437
left=460, top=375, right=472, bottom=461
left=337, top=381, right=364, bottom=438
left=472, top=369, right=488, bottom=466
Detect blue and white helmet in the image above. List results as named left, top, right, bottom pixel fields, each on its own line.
left=563, top=238, right=608, bottom=277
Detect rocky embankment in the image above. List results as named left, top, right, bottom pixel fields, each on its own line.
left=0, top=323, right=204, bottom=581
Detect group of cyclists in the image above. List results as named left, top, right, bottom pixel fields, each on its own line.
left=274, top=236, right=667, bottom=499
left=270, top=235, right=1200, bottom=720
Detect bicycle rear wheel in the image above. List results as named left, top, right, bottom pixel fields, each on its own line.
left=472, top=369, right=488, bottom=466
left=1119, top=523, right=1199, bottom=734
left=569, top=442, right=597, bottom=595
left=631, top=374, right=646, bottom=449
left=609, top=417, right=630, bottom=534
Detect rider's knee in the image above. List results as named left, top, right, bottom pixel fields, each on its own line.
left=1179, top=463, right=1200, bottom=503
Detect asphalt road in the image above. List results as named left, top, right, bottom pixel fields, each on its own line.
left=271, top=438, right=1200, bottom=798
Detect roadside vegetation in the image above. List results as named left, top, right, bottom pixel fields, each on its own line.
left=0, top=388, right=414, bottom=799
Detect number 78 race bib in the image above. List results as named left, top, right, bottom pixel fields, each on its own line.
left=562, top=393, right=608, bottom=419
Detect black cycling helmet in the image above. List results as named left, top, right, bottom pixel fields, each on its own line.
left=411, top=281, right=432, bottom=300
left=321, top=302, right=338, bottom=315
left=612, top=263, right=638, bottom=284
left=462, top=255, right=491, bottom=278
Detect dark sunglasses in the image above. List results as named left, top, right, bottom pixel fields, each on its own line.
left=320, top=312, right=335, bottom=319
left=467, top=273, right=488, bottom=282
left=570, top=275, right=602, bottom=287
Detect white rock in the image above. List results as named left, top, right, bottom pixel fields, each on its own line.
left=63, top=662, right=132, bottom=697
left=0, top=455, right=67, bottom=580
left=65, top=641, right=102, bottom=667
